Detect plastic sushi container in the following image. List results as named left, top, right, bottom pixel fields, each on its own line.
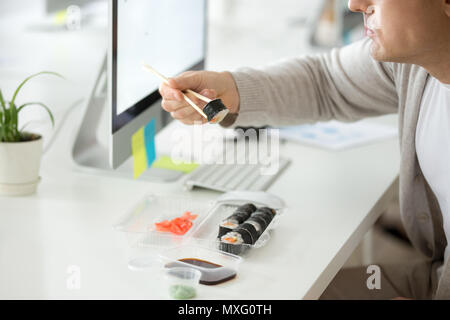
left=114, top=191, right=286, bottom=256
left=113, top=194, right=215, bottom=249
left=189, top=194, right=283, bottom=255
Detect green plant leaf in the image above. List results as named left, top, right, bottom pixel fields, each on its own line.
left=10, top=71, right=64, bottom=107
left=0, top=89, right=6, bottom=123
left=9, top=102, right=20, bottom=140
left=1, top=71, right=62, bottom=142
left=0, top=88, right=5, bottom=109
left=4, top=102, right=10, bottom=125
left=0, top=91, right=6, bottom=140
left=17, top=102, right=55, bottom=127
left=3, top=100, right=11, bottom=132
left=0, top=109, right=3, bottom=141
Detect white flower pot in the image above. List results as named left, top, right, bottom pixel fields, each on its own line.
left=0, top=136, right=43, bottom=196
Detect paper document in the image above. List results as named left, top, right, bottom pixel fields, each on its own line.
left=278, top=120, right=398, bottom=151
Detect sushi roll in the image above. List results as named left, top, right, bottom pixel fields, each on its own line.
left=251, top=209, right=274, bottom=223
left=231, top=203, right=257, bottom=220
left=245, top=217, right=266, bottom=236
left=240, top=222, right=259, bottom=243
left=253, top=208, right=274, bottom=219
left=226, top=212, right=248, bottom=224
left=203, top=99, right=229, bottom=124
left=234, top=226, right=254, bottom=245
left=221, top=228, right=253, bottom=246
left=250, top=212, right=272, bottom=229
left=219, top=231, right=246, bottom=255
left=220, top=232, right=243, bottom=245
left=232, top=211, right=251, bottom=222
left=218, top=219, right=239, bottom=238
left=236, top=203, right=257, bottom=214
left=258, top=207, right=277, bottom=216
left=229, top=203, right=255, bottom=221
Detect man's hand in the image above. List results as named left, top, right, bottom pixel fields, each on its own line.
left=159, top=71, right=240, bottom=125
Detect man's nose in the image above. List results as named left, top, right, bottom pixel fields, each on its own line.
left=348, top=0, right=372, bottom=13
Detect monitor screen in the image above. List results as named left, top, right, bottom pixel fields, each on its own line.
left=112, top=0, right=206, bottom=132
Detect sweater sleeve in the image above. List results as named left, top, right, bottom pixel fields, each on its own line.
left=228, top=38, right=399, bottom=127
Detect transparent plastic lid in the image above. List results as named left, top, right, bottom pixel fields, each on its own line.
left=114, top=194, right=213, bottom=233
left=114, top=191, right=286, bottom=255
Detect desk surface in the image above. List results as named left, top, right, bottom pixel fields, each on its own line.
left=0, top=20, right=400, bottom=299
left=0, top=110, right=400, bottom=299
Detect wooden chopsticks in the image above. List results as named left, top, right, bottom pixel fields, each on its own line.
left=142, top=63, right=209, bottom=119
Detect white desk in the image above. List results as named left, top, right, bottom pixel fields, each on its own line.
left=0, top=13, right=400, bottom=299
left=0, top=105, right=400, bottom=299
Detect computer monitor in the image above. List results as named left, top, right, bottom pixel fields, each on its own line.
left=109, top=0, right=207, bottom=169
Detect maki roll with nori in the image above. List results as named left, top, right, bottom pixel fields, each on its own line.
left=245, top=218, right=266, bottom=236
left=258, top=207, right=276, bottom=217
left=251, top=209, right=273, bottom=224
left=217, top=204, right=277, bottom=254
left=219, top=231, right=247, bottom=255
left=250, top=213, right=270, bottom=230
left=233, top=226, right=254, bottom=245
left=220, top=231, right=244, bottom=245
left=217, top=204, right=255, bottom=238
left=253, top=208, right=274, bottom=220
left=226, top=212, right=248, bottom=224
left=203, top=99, right=229, bottom=124
left=240, top=222, right=259, bottom=243
left=235, top=203, right=257, bottom=214
left=218, top=219, right=239, bottom=238
left=230, top=203, right=257, bottom=222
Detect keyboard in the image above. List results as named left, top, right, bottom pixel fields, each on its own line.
left=184, top=157, right=290, bottom=192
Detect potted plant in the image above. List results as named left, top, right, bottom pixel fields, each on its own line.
left=0, top=71, right=62, bottom=196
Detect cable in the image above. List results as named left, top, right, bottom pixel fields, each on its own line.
left=43, top=98, right=84, bottom=155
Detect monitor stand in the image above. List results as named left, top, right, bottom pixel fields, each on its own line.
left=71, top=55, right=183, bottom=182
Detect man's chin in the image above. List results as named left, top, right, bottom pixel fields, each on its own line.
left=369, top=40, right=386, bottom=61
left=369, top=40, right=408, bottom=63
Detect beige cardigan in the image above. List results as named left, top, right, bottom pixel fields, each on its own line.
left=229, top=38, right=449, bottom=299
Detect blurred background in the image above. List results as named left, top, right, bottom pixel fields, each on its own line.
left=0, top=0, right=365, bottom=139
left=0, top=0, right=423, bottom=269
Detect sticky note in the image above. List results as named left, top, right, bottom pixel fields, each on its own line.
left=144, top=119, right=156, bottom=167
left=152, top=156, right=199, bottom=174
left=131, top=127, right=147, bottom=179
left=131, top=119, right=157, bottom=179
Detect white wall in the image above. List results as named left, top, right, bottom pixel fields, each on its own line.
left=207, top=0, right=325, bottom=70
left=0, top=0, right=325, bottom=140
left=0, top=0, right=45, bottom=18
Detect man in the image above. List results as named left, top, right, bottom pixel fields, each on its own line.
left=159, top=0, right=450, bottom=299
